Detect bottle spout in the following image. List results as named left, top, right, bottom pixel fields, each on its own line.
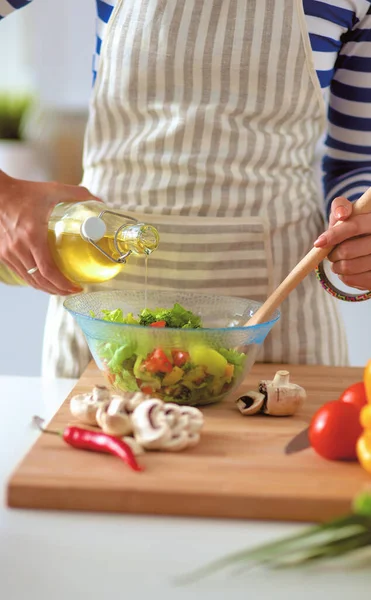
left=136, top=223, right=160, bottom=255
left=115, top=222, right=159, bottom=256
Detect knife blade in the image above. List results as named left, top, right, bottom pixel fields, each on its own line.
left=284, top=426, right=310, bottom=455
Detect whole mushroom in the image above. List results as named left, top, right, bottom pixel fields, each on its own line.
left=236, top=370, right=306, bottom=417
left=260, top=370, right=306, bottom=416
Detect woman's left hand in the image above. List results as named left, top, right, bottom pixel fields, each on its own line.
left=314, top=196, right=371, bottom=291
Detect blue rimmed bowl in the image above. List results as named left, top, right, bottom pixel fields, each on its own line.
left=64, top=289, right=279, bottom=406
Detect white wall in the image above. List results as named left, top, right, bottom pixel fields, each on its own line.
left=0, top=1, right=369, bottom=376
left=0, top=0, right=95, bottom=376
left=0, top=0, right=96, bottom=106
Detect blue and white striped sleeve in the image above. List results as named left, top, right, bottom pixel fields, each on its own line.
left=321, top=3, right=371, bottom=218
left=93, top=1, right=115, bottom=83
left=0, top=1, right=33, bottom=20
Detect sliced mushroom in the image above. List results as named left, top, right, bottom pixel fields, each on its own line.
left=161, top=404, right=191, bottom=451
left=96, top=396, right=133, bottom=437
left=122, top=436, right=145, bottom=456
left=236, top=391, right=265, bottom=416
left=92, top=385, right=111, bottom=403
left=131, top=399, right=204, bottom=451
left=260, top=370, right=306, bottom=416
left=69, top=386, right=110, bottom=426
left=161, top=404, right=203, bottom=450
left=124, top=391, right=151, bottom=413
left=131, top=399, right=173, bottom=450
left=179, top=406, right=204, bottom=447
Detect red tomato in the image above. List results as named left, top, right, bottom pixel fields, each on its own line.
left=144, top=348, right=173, bottom=373
left=171, top=350, right=190, bottom=367
left=339, top=382, right=368, bottom=412
left=309, top=400, right=363, bottom=461
left=150, top=321, right=167, bottom=327
left=141, top=385, right=154, bottom=394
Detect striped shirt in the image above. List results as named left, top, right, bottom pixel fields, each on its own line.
left=2, top=0, right=371, bottom=218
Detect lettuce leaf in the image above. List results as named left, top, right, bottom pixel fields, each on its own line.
left=138, top=303, right=202, bottom=329
left=114, top=370, right=140, bottom=393
left=218, top=347, right=245, bottom=366
left=94, top=304, right=200, bottom=328
left=107, top=343, right=136, bottom=372
left=100, top=309, right=139, bottom=325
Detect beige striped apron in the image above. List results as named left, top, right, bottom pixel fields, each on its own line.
left=42, top=0, right=349, bottom=378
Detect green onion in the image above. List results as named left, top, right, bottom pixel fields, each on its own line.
left=175, top=492, right=371, bottom=585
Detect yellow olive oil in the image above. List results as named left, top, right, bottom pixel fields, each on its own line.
left=47, top=230, right=122, bottom=285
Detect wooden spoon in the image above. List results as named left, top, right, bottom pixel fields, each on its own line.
left=246, top=187, right=371, bottom=327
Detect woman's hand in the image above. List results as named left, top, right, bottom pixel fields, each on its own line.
left=0, top=171, right=99, bottom=295
left=314, top=196, right=371, bottom=291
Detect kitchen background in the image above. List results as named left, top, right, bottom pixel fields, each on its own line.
left=0, top=0, right=369, bottom=376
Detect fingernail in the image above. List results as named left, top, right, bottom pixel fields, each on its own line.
left=70, top=288, right=82, bottom=294
left=335, top=206, right=348, bottom=220
left=314, top=233, right=328, bottom=247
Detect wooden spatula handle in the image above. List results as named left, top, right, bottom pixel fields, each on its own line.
left=246, top=186, right=371, bottom=327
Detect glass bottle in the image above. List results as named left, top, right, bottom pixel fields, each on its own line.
left=0, top=200, right=159, bottom=286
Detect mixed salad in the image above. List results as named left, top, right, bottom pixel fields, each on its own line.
left=90, top=303, right=247, bottom=405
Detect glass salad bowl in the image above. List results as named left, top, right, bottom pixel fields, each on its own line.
left=64, top=290, right=280, bottom=407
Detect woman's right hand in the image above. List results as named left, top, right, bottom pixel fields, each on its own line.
left=0, top=170, right=100, bottom=295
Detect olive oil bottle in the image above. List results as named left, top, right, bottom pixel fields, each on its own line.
left=0, top=200, right=159, bottom=286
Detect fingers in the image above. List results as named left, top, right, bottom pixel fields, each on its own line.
left=329, top=196, right=353, bottom=227
left=29, top=269, right=74, bottom=295
left=0, top=177, right=97, bottom=295
left=329, top=235, right=371, bottom=262
left=314, top=212, right=371, bottom=249
left=332, top=254, right=371, bottom=278
left=15, top=216, right=83, bottom=294
left=0, top=256, right=37, bottom=288
left=336, top=272, right=371, bottom=291
left=4, top=246, right=78, bottom=295
left=2, top=225, right=81, bottom=294
left=49, top=182, right=102, bottom=205
left=32, top=242, right=82, bottom=294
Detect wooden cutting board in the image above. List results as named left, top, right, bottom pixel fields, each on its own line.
left=7, top=362, right=371, bottom=523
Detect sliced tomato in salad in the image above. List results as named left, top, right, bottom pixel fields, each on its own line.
left=171, top=350, right=190, bottom=367
left=141, top=385, right=155, bottom=394
left=143, top=348, right=173, bottom=373
left=149, top=320, right=167, bottom=327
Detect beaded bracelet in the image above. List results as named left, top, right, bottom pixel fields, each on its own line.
left=315, top=261, right=371, bottom=302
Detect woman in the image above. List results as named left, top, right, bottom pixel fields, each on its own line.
left=1, top=0, right=371, bottom=377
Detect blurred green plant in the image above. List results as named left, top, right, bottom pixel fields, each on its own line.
left=0, top=93, right=33, bottom=140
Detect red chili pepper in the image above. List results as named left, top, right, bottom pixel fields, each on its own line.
left=33, top=417, right=143, bottom=472
left=150, top=320, right=167, bottom=327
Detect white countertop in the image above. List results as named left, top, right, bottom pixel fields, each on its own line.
left=1, top=377, right=371, bottom=600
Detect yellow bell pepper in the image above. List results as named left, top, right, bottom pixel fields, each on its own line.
left=360, top=404, right=371, bottom=429
left=356, top=403, right=371, bottom=474
left=162, top=366, right=184, bottom=386
left=356, top=431, right=371, bottom=475
left=364, top=359, right=371, bottom=404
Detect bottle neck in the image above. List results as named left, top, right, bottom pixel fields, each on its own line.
left=116, top=222, right=160, bottom=256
